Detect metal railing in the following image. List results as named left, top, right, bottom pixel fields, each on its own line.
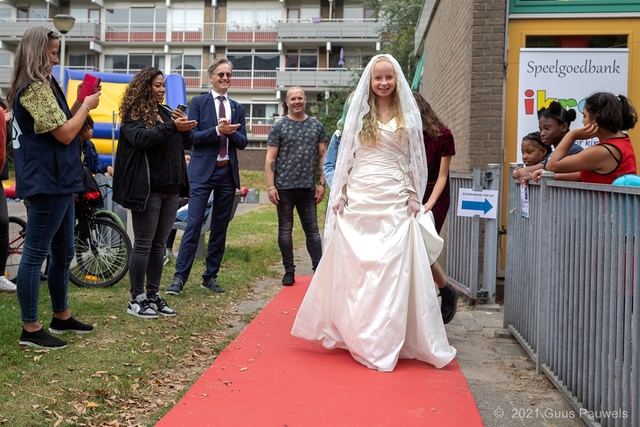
left=104, top=22, right=278, bottom=43
left=447, top=165, right=500, bottom=303
left=504, top=164, right=639, bottom=427
left=276, top=19, right=382, bottom=39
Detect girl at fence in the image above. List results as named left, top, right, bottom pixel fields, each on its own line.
left=533, top=92, right=637, bottom=184
left=521, top=131, right=550, bottom=167
left=291, top=54, right=456, bottom=372
left=513, top=101, right=582, bottom=181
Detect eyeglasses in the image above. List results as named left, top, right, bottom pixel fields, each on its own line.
left=215, top=72, right=232, bottom=78
left=47, top=29, right=58, bottom=38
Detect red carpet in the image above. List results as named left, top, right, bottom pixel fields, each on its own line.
left=157, top=276, right=483, bottom=427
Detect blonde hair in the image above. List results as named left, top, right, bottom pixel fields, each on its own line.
left=358, top=57, right=406, bottom=146
left=7, top=27, right=59, bottom=108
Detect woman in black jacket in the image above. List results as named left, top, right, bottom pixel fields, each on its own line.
left=113, top=66, right=195, bottom=319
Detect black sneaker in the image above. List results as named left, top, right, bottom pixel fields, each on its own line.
left=201, top=277, right=225, bottom=293
left=282, top=271, right=295, bottom=286
left=49, top=316, right=94, bottom=334
left=127, top=297, right=159, bottom=319
left=19, top=328, right=67, bottom=349
left=440, top=283, right=459, bottom=325
left=166, top=277, right=184, bottom=295
left=148, top=294, right=176, bottom=317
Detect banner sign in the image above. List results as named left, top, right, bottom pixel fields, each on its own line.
left=517, top=48, right=629, bottom=163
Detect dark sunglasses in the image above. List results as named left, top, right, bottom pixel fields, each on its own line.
left=215, top=72, right=232, bottom=78
left=47, top=29, right=58, bottom=38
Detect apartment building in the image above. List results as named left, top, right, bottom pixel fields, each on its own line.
left=0, top=0, right=382, bottom=166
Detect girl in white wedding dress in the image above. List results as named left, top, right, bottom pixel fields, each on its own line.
left=291, top=54, right=457, bottom=372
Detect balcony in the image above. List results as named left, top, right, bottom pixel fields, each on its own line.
left=276, top=68, right=361, bottom=89
left=105, top=22, right=278, bottom=44
left=0, top=19, right=100, bottom=41
left=277, top=19, right=382, bottom=40
left=101, top=69, right=277, bottom=91
left=246, top=117, right=275, bottom=137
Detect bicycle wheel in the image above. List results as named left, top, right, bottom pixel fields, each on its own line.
left=70, top=217, right=131, bottom=288
left=5, top=216, right=26, bottom=281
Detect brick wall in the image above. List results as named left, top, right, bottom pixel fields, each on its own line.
left=420, top=0, right=506, bottom=173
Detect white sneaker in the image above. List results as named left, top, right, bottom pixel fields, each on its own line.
left=0, top=276, right=16, bottom=293
left=127, top=296, right=158, bottom=319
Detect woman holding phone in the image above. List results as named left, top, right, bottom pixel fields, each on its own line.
left=113, top=66, right=195, bottom=319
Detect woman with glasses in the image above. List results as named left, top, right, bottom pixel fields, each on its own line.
left=7, top=26, right=101, bottom=349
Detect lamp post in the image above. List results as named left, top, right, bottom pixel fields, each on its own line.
left=52, top=14, right=76, bottom=91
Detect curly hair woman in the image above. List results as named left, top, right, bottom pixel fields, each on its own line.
left=113, top=66, right=195, bottom=319
left=534, top=92, right=637, bottom=183
left=8, top=27, right=101, bottom=349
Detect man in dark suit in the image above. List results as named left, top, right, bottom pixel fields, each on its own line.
left=166, top=58, right=247, bottom=295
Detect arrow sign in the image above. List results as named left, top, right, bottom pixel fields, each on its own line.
left=461, top=198, right=493, bottom=214
left=457, top=189, right=498, bottom=219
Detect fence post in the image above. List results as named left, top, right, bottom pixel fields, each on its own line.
left=482, top=164, right=500, bottom=304
left=469, top=168, right=482, bottom=301
left=536, top=171, right=553, bottom=373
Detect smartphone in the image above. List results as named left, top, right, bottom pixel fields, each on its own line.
left=177, top=104, right=187, bottom=112
left=78, top=74, right=101, bottom=102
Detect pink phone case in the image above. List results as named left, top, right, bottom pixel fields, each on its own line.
left=78, top=74, right=101, bottom=102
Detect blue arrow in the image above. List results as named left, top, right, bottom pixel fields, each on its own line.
left=461, top=198, right=493, bottom=214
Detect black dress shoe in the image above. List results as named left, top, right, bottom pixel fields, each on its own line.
left=440, top=283, right=459, bottom=325
left=201, top=277, right=225, bottom=293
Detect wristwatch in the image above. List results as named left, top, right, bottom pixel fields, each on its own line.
left=318, top=182, right=327, bottom=187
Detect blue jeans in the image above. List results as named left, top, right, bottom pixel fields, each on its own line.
left=129, top=192, right=179, bottom=298
left=16, top=194, right=75, bottom=323
left=276, top=189, right=322, bottom=273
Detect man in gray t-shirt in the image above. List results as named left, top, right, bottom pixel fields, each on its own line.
left=265, top=87, right=328, bottom=286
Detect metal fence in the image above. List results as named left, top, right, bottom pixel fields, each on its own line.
left=504, top=164, right=639, bottom=427
left=447, top=164, right=500, bottom=303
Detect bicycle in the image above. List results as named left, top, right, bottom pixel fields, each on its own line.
left=5, top=188, right=132, bottom=288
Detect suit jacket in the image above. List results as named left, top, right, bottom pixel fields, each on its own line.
left=187, top=93, right=248, bottom=189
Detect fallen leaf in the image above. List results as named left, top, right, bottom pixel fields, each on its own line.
left=86, top=402, right=99, bottom=408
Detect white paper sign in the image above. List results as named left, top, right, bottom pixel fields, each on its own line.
left=457, top=189, right=499, bottom=219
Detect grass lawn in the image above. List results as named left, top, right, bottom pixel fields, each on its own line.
left=0, top=170, right=327, bottom=426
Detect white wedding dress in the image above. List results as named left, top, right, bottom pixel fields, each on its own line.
left=291, top=119, right=457, bottom=372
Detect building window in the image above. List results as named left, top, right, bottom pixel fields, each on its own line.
left=0, top=7, right=12, bottom=21
left=106, top=8, right=166, bottom=26
left=172, top=8, right=202, bottom=31
left=526, top=35, right=628, bottom=49
left=17, top=7, right=47, bottom=21
left=105, top=54, right=165, bottom=73
left=286, top=49, right=317, bottom=71
left=69, top=53, right=98, bottom=70
left=70, top=8, right=101, bottom=22
left=249, top=104, right=279, bottom=123
left=227, top=50, right=278, bottom=71
left=171, top=55, right=201, bottom=77
left=227, top=8, right=280, bottom=30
